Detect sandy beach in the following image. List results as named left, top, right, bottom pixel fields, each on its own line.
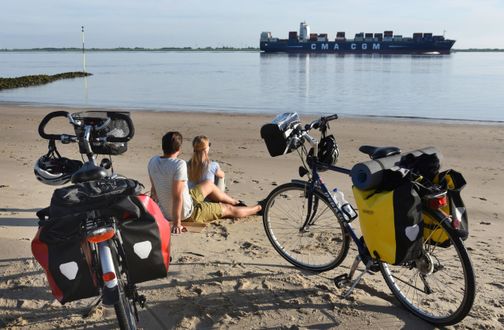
left=0, top=104, right=503, bottom=329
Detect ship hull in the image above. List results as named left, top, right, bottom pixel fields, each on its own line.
left=260, top=40, right=455, bottom=54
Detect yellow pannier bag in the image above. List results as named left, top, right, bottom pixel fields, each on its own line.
left=424, top=169, right=468, bottom=246
left=423, top=211, right=450, bottom=246
left=352, top=181, right=423, bottom=265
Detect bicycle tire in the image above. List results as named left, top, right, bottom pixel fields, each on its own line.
left=263, top=181, right=350, bottom=272
left=110, top=241, right=137, bottom=330
left=380, top=209, right=475, bottom=326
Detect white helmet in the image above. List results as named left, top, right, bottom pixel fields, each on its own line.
left=34, top=141, right=82, bottom=186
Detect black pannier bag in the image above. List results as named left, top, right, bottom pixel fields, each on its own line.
left=72, top=111, right=133, bottom=155
left=400, top=152, right=441, bottom=182
left=119, top=195, right=171, bottom=284
left=261, top=112, right=301, bottom=157
left=31, top=178, right=144, bottom=304
left=48, top=178, right=143, bottom=222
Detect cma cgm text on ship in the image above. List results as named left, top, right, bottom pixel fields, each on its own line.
left=260, top=22, right=455, bottom=54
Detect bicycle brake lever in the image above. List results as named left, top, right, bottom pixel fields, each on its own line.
left=60, top=134, right=77, bottom=144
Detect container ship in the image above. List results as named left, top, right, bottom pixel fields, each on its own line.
left=260, top=22, right=455, bottom=55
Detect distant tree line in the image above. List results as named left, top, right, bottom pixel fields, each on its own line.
left=0, top=72, right=92, bottom=90
left=0, top=47, right=503, bottom=52
left=0, top=47, right=260, bottom=52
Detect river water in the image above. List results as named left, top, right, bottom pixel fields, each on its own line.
left=0, top=51, right=503, bottom=122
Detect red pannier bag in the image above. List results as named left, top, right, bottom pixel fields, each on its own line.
left=31, top=208, right=99, bottom=304
left=119, top=195, right=171, bottom=284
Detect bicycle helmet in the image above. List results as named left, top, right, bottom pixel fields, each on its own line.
left=34, top=140, right=83, bottom=186
left=318, top=135, right=339, bottom=167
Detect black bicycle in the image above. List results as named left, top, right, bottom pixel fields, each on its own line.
left=261, top=113, right=475, bottom=326
left=36, top=111, right=142, bottom=330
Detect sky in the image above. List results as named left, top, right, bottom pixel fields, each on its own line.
left=1, top=0, right=504, bottom=49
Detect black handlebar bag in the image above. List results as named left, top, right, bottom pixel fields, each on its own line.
left=261, top=112, right=300, bottom=157
left=72, top=111, right=133, bottom=155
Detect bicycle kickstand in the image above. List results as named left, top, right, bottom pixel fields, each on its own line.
left=334, top=255, right=373, bottom=298
left=82, top=296, right=102, bottom=318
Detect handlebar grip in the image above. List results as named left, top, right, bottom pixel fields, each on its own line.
left=105, top=112, right=135, bottom=142
left=38, top=111, right=70, bottom=140
left=324, top=114, right=339, bottom=122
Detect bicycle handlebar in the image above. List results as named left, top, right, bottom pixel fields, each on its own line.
left=38, top=111, right=135, bottom=143
left=38, top=111, right=77, bottom=140
left=305, top=114, right=338, bottom=131
left=105, top=112, right=135, bottom=143
left=288, top=113, right=339, bottom=150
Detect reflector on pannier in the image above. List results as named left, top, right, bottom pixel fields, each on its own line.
left=261, top=112, right=300, bottom=157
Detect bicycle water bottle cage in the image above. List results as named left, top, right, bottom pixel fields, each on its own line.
left=71, top=162, right=107, bottom=183
left=359, top=145, right=401, bottom=160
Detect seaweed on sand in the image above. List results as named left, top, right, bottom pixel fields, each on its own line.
left=0, top=71, right=92, bottom=90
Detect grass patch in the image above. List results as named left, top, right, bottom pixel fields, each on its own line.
left=0, top=71, right=92, bottom=90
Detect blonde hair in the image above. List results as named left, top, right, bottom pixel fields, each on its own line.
left=188, top=135, right=210, bottom=183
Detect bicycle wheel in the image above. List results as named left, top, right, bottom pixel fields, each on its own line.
left=380, top=209, right=475, bottom=326
left=110, top=241, right=137, bottom=330
left=263, top=182, right=350, bottom=272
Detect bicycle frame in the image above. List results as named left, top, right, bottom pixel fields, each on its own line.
left=296, top=135, right=370, bottom=261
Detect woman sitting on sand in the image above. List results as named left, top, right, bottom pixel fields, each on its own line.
left=188, top=135, right=244, bottom=205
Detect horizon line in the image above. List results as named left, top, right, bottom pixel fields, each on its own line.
left=1, top=47, right=503, bottom=52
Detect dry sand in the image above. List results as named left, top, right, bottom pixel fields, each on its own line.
left=0, top=104, right=503, bottom=329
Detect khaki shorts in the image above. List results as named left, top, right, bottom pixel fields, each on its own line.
left=185, top=186, right=223, bottom=223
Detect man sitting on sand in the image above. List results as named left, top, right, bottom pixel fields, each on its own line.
left=148, top=131, right=262, bottom=234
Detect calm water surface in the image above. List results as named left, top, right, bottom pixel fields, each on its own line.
left=0, top=51, right=503, bottom=121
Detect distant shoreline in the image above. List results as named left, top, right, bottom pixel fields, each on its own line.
left=1, top=102, right=502, bottom=125
left=0, top=47, right=259, bottom=52
left=0, top=47, right=503, bottom=52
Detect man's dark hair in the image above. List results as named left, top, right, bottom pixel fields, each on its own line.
left=162, top=131, right=183, bottom=155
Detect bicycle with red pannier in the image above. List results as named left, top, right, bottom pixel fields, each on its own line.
left=32, top=111, right=171, bottom=329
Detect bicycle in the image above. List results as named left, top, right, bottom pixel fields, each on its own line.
left=34, top=111, right=146, bottom=330
left=260, top=113, right=475, bottom=326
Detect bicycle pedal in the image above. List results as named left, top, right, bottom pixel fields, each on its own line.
left=368, top=263, right=381, bottom=273
left=137, top=294, right=147, bottom=308
left=334, top=274, right=350, bottom=289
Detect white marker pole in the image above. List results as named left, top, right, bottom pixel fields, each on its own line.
left=81, top=26, right=86, bottom=73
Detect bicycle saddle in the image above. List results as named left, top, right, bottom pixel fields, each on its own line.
left=71, top=162, right=107, bottom=183
left=359, top=145, right=401, bottom=160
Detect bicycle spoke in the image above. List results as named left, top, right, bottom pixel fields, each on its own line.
left=264, top=184, right=349, bottom=271
left=381, top=210, right=475, bottom=325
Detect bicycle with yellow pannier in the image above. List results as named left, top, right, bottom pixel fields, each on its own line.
left=260, top=112, right=474, bottom=326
